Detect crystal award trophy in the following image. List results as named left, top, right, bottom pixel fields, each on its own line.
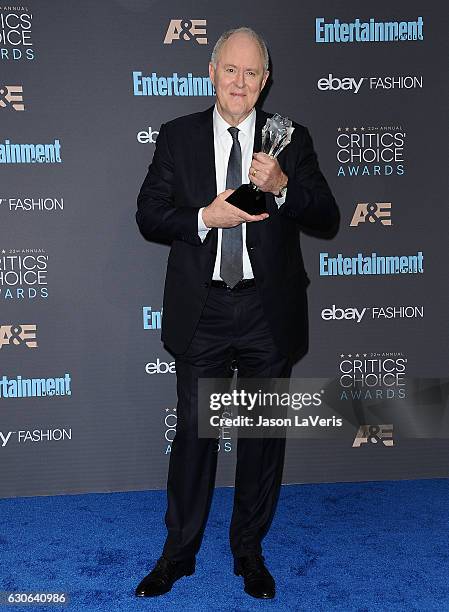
left=226, top=113, right=294, bottom=215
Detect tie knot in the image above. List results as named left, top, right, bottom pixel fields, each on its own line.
left=228, top=127, right=239, bottom=141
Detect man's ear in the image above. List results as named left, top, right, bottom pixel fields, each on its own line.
left=209, top=62, right=215, bottom=86
left=261, top=70, right=270, bottom=90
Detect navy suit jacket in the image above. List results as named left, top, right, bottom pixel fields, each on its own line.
left=137, top=105, right=339, bottom=358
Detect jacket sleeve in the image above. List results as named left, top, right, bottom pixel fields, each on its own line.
left=279, top=126, right=339, bottom=232
left=136, top=123, right=201, bottom=246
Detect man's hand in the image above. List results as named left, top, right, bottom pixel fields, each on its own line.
left=202, top=189, right=269, bottom=228
left=249, top=153, right=288, bottom=195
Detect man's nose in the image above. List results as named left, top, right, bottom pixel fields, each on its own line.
left=234, top=70, right=245, bottom=87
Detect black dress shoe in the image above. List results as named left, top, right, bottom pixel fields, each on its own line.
left=135, top=556, right=195, bottom=597
left=234, top=554, right=275, bottom=599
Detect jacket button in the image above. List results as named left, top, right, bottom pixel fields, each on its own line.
left=204, top=282, right=209, bottom=288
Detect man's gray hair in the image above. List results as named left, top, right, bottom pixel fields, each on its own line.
left=210, top=27, right=269, bottom=71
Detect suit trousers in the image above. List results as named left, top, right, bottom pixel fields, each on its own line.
left=162, top=283, right=292, bottom=561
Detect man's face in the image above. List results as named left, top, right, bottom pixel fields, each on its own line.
left=209, top=32, right=269, bottom=126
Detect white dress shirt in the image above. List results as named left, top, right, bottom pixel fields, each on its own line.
left=198, top=105, right=286, bottom=281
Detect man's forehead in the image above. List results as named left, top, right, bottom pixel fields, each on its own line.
left=218, top=33, right=264, bottom=63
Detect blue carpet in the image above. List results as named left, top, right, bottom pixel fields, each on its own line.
left=1, top=479, right=449, bottom=611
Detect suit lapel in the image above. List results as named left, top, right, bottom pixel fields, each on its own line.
left=195, top=106, right=217, bottom=206
left=194, top=106, right=218, bottom=253
left=253, top=108, right=267, bottom=154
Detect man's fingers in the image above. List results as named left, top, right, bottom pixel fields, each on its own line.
left=211, top=191, right=268, bottom=224
left=252, top=152, right=270, bottom=162
left=249, top=169, right=266, bottom=184
left=251, top=157, right=268, bottom=171
left=237, top=211, right=269, bottom=223
left=221, top=189, right=235, bottom=204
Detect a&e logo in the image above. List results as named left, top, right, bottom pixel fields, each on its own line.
left=164, top=19, right=207, bottom=45
left=353, top=424, right=394, bottom=447
left=350, top=202, right=392, bottom=226
left=0, top=85, right=24, bottom=110
left=0, top=324, right=37, bottom=348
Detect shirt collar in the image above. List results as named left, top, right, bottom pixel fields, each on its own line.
left=213, top=105, right=256, bottom=138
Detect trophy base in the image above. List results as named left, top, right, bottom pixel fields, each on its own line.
left=226, top=184, right=266, bottom=215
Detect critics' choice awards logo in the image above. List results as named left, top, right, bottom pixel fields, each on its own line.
left=339, top=352, right=407, bottom=400
left=336, top=126, right=405, bottom=177
left=319, top=251, right=423, bottom=276
left=0, top=323, right=37, bottom=348
left=164, top=408, right=177, bottom=453
left=133, top=71, right=214, bottom=97
left=0, top=428, right=72, bottom=447
left=321, top=305, right=424, bottom=324
left=0, top=248, right=48, bottom=299
left=164, top=19, right=207, bottom=45
left=143, top=306, right=162, bottom=330
left=315, top=17, right=423, bottom=43
left=353, top=424, right=394, bottom=447
left=0, top=139, right=62, bottom=164
left=0, top=196, right=64, bottom=212
left=137, top=126, right=159, bottom=144
left=163, top=407, right=231, bottom=455
left=350, top=202, right=392, bottom=227
left=317, top=73, right=423, bottom=94
left=0, top=373, right=72, bottom=398
left=0, top=6, right=34, bottom=60
left=0, top=84, right=24, bottom=110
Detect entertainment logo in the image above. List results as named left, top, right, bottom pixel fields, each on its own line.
left=0, top=6, right=34, bottom=60
left=0, top=139, right=62, bottom=163
left=319, top=251, right=423, bottom=276
left=133, top=71, right=214, bottom=97
left=0, top=373, right=72, bottom=398
left=336, top=125, right=405, bottom=177
left=339, top=352, right=407, bottom=400
left=0, top=323, right=37, bottom=348
left=0, top=84, right=24, bottom=110
left=0, top=248, right=48, bottom=299
left=315, top=17, right=423, bottom=43
left=143, top=306, right=162, bottom=330
left=164, top=19, right=207, bottom=45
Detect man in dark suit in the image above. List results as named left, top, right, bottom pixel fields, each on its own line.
left=135, top=27, right=338, bottom=599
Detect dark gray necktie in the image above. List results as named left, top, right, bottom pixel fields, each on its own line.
left=220, top=127, right=243, bottom=288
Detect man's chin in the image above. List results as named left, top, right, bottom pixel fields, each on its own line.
left=229, top=103, right=250, bottom=117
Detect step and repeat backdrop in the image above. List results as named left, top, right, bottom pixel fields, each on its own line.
left=1, top=0, right=448, bottom=497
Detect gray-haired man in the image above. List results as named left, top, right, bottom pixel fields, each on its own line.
left=135, top=26, right=338, bottom=599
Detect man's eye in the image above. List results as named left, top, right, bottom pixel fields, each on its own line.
left=226, top=68, right=234, bottom=73
left=247, top=72, right=255, bottom=77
